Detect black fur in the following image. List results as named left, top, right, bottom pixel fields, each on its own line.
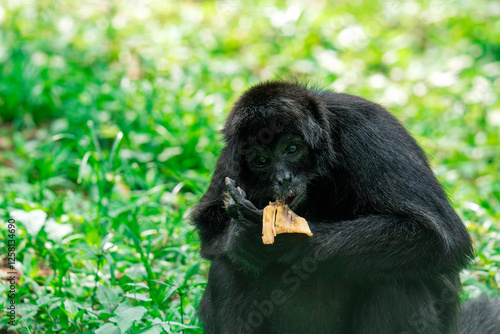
left=459, top=296, right=500, bottom=334
left=192, top=81, right=496, bottom=333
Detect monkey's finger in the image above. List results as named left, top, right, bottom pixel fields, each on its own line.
left=233, top=191, right=260, bottom=214
left=241, top=198, right=259, bottom=213
left=225, top=177, right=260, bottom=216
left=237, top=186, right=247, bottom=198
left=224, top=195, right=236, bottom=212
left=238, top=206, right=263, bottom=225
left=225, top=177, right=236, bottom=194
left=226, top=196, right=236, bottom=207
left=226, top=178, right=246, bottom=205
left=225, top=177, right=235, bottom=187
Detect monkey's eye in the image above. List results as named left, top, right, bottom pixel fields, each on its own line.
left=253, top=156, right=268, bottom=167
left=284, top=145, right=298, bottom=156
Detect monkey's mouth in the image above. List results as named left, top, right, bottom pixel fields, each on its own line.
left=276, top=189, right=304, bottom=209
left=284, top=192, right=300, bottom=208
left=284, top=195, right=295, bottom=206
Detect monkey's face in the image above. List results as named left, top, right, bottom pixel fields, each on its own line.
left=243, top=135, right=312, bottom=209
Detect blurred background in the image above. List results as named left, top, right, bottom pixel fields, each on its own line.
left=0, top=0, right=499, bottom=332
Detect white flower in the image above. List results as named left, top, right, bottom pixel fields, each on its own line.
left=10, top=209, right=47, bottom=237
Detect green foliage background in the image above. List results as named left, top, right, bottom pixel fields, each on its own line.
left=0, top=0, right=499, bottom=332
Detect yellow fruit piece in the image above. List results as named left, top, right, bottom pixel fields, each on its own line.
left=262, top=201, right=312, bottom=244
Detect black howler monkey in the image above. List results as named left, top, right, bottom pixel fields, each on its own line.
left=192, top=81, right=500, bottom=334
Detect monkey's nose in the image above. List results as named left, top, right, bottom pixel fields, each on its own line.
left=277, top=172, right=292, bottom=187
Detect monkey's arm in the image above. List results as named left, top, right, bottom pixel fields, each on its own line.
left=275, top=214, right=472, bottom=279
left=192, top=177, right=270, bottom=273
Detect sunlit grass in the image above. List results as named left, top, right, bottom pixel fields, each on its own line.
left=0, top=0, right=498, bottom=332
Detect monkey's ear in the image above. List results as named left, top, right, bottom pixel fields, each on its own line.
left=314, top=148, right=338, bottom=177
left=301, top=98, right=338, bottom=175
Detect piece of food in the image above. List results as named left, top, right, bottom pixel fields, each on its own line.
left=262, top=201, right=312, bottom=244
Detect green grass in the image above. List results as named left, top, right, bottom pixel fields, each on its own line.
left=0, top=0, right=499, bottom=332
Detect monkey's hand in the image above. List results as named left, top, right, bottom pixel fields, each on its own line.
left=225, top=177, right=263, bottom=227
left=224, top=177, right=269, bottom=272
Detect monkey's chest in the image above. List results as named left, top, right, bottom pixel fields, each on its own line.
left=200, top=260, right=353, bottom=333
left=236, top=273, right=350, bottom=333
